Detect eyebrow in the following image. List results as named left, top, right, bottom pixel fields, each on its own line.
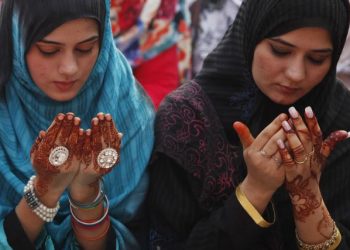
left=39, top=35, right=99, bottom=45
left=268, top=38, right=333, bottom=53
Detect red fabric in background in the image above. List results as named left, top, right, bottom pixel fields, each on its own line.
left=134, top=45, right=179, bottom=109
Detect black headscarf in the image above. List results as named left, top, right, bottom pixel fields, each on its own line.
left=0, top=0, right=105, bottom=91
left=195, top=0, right=350, bottom=142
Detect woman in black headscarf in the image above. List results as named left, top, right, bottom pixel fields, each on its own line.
left=148, top=0, right=350, bottom=249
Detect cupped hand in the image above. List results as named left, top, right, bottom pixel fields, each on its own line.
left=69, top=113, right=122, bottom=201
left=30, top=113, right=83, bottom=199
left=277, top=106, right=349, bottom=220
left=233, top=113, right=288, bottom=201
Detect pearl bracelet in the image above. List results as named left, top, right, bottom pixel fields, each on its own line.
left=295, top=221, right=342, bottom=250
left=23, top=176, right=60, bottom=222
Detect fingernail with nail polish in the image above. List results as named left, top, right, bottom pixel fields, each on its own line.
left=282, top=121, right=292, bottom=131
left=305, top=106, right=314, bottom=118
left=289, top=106, right=298, bottom=119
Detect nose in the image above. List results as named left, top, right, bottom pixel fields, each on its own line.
left=285, top=57, right=306, bottom=83
left=58, top=52, right=78, bottom=77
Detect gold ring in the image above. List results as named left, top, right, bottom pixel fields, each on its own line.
left=307, top=146, right=315, bottom=157
left=294, top=155, right=308, bottom=164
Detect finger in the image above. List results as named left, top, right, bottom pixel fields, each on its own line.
left=30, top=130, right=46, bottom=159
left=56, top=113, right=74, bottom=145
left=67, top=117, right=81, bottom=158
left=43, top=113, right=64, bottom=147
left=91, top=117, right=103, bottom=169
left=288, top=107, right=313, bottom=152
left=271, top=151, right=282, bottom=167
left=107, top=115, right=121, bottom=149
left=304, top=107, right=323, bottom=150
left=320, top=130, right=349, bottom=158
left=260, top=128, right=286, bottom=156
left=253, top=113, right=288, bottom=150
left=82, top=129, right=93, bottom=169
left=277, top=139, right=295, bottom=178
left=76, top=128, right=85, bottom=161
left=282, top=120, right=306, bottom=163
left=232, top=121, right=254, bottom=149
left=98, top=113, right=110, bottom=147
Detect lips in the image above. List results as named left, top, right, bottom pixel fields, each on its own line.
left=53, top=80, right=76, bottom=91
left=277, top=84, right=299, bottom=94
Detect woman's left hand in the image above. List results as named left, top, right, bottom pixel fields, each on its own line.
left=277, top=106, right=349, bottom=220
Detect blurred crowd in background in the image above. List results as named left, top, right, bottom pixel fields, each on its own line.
left=1, top=0, right=350, bottom=108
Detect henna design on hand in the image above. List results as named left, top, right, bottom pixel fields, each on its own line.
left=57, top=114, right=73, bottom=144
left=31, top=114, right=78, bottom=196
left=82, top=130, right=92, bottom=169
left=31, top=115, right=63, bottom=196
left=107, top=115, right=122, bottom=152
left=286, top=175, right=322, bottom=222
left=320, top=131, right=349, bottom=159
left=317, top=207, right=333, bottom=239
left=92, top=118, right=103, bottom=171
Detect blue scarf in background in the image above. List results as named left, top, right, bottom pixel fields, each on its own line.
left=0, top=0, right=155, bottom=248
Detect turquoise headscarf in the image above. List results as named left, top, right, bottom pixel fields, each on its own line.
left=0, top=0, right=155, bottom=249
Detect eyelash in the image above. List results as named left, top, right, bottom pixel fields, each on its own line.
left=269, top=45, right=327, bottom=65
left=38, top=47, right=94, bottom=56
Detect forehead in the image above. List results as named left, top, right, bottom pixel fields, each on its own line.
left=42, top=18, right=99, bottom=42
left=270, top=27, right=333, bottom=49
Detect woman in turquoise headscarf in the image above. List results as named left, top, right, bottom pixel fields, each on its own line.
left=0, top=0, right=154, bottom=249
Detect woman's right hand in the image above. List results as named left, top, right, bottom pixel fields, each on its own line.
left=233, top=113, right=288, bottom=212
left=30, top=113, right=83, bottom=205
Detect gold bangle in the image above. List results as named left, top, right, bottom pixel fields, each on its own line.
left=296, top=221, right=342, bottom=250
left=235, top=184, right=275, bottom=228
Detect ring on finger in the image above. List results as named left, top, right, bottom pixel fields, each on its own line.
left=259, top=150, right=273, bottom=159
left=307, top=146, right=315, bottom=157
left=49, top=146, right=69, bottom=167
left=294, top=155, right=308, bottom=164
left=97, top=148, right=119, bottom=169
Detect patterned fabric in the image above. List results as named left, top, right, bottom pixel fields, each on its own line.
left=149, top=0, right=350, bottom=249
left=0, top=0, right=155, bottom=249
left=195, top=0, right=350, bottom=140
left=110, top=0, right=192, bottom=82
left=154, top=81, right=240, bottom=210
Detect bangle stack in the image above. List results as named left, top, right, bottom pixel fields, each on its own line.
left=296, top=221, right=342, bottom=250
left=23, top=175, right=60, bottom=222
left=69, top=180, right=111, bottom=241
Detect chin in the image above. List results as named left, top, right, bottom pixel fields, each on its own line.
left=49, top=93, right=77, bottom=102
left=269, top=96, right=297, bottom=106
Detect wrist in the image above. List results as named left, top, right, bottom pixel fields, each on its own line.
left=34, top=177, right=62, bottom=207
left=240, top=178, right=274, bottom=213
left=69, top=180, right=100, bottom=204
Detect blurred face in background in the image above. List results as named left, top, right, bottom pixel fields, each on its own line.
left=26, top=18, right=100, bottom=101
left=252, top=27, right=333, bottom=105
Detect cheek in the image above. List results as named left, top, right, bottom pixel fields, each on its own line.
left=305, top=62, right=332, bottom=90
left=81, top=53, right=99, bottom=76
left=26, top=54, right=50, bottom=83
left=252, top=53, right=280, bottom=83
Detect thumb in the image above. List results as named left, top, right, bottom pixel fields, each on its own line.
left=233, top=121, right=255, bottom=149
left=320, top=130, right=349, bottom=158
